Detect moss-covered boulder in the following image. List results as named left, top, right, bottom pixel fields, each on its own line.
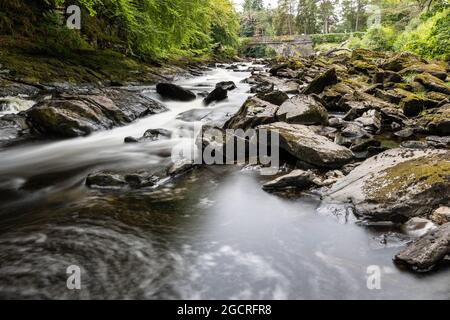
left=381, top=52, right=424, bottom=72
left=302, top=68, right=338, bottom=95
left=399, top=64, right=448, bottom=81
left=350, top=60, right=380, bottom=75
left=276, top=94, right=328, bottom=125
left=256, top=90, right=289, bottom=106
left=414, top=73, right=450, bottom=95
left=399, top=93, right=439, bottom=117
left=326, top=148, right=450, bottom=221
left=417, top=104, right=450, bottom=136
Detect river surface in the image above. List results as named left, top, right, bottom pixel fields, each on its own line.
left=0, top=64, right=448, bottom=300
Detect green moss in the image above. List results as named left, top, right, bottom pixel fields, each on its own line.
left=365, top=154, right=450, bottom=203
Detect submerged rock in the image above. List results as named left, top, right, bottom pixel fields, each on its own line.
left=86, top=171, right=159, bottom=189
left=258, top=122, right=354, bottom=169
left=125, top=128, right=172, bottom=143
left=276, top=95, right=328, bottom=125
left=326, top=148, right=450, bottom=221
left=216, top=81, right=237, bottom=91
left=0, top=114, right=31, bottom=148
left=394, top=223, right=450, bottom=272
left=156, top=82, right=196, bottom=101
left=401, top=217, right=437, bottom=237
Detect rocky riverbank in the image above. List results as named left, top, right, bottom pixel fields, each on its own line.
left=1, top=48, right=449, bottom=273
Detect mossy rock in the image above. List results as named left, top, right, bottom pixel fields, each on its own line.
left=351, top=60, right=380, bottom=75
left=417, top=104, right=450, bottom=136
left=414, top=73, right=450, bottom=95
left=326, top=148, right=450, bottom=221
left=302, top=68, right=338, bottom=95
left=381, top=52, right=424, bottom=72
left=398, top=90, right=439, bottom=117
left=399, top=63, right=448, bottom=81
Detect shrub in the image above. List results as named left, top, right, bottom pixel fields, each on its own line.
left=360, top=25, right=396, bottom=52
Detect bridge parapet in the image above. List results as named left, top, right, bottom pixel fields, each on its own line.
left=243, top=35, right=314, bottom=57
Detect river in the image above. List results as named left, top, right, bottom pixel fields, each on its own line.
left=0, top=64, right=448, bottom=299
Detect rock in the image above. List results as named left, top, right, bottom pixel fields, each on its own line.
left=325, top=148, right=450, bottom=221
left=340, top=122, right=371, bottom=140
left=394, top=223, right=450, bottom=272
left=400, top=95, right=439, bottom=117
left=319, top=82, right=355, bottom=111
left=398, top=63, right=448, bottom=81
left=167, top=159, right=197, bottom=176
left=250, top=81, right=275, bottom=94
left=414, top=73, right=450, bottom=95
left=156, top=83, right=196, bottom=101
left=354, top=109, right=381, bottom=134
left=258, top=122, right=354, bottom=169
left=373, top=71, right=403, bottom=84
left=216, top=81, right=237, bottom=91
left=430, top=207, right=450, bottom=225
left=401, top=217, right=437, bottom=237
left=124, top=136, right=139, bottom=143
left=269, top=63, right=289, bottom=76
left=418, top=104, right=450, bottom=136
left=26, top=91, right=167, bottom=137
left=262, top=169, right=318, bottom=191
left=0, top=82, right=41, bottom=98
left=426, top=136, right=450, bottom=148
left=224, top=97, right=278, bottom=130
left=425, top=91, right=448, bottom=102
left=256, top=91, right=289, bottom=106
left=203, top=87, right=227, bottom=105
left=400, top=140, right=428, bottom=149
left=86, top=171, right=159, bottom=189
left=350, top=60, right=379, bottom=75
left=302, top=68, right=338, bottom=95
left=394, top=128, right=415, bottom=139
left=350, top=139, right=381, bottom=152
left=0, top=114, right=31, bottom=148
left=381, top=52, right=423, bottom=72
left=276, top=95, right=328, bottom=125
left=374, top=89, right=403, bottom=104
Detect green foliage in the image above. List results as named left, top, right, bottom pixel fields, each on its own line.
left=394, top=8, right=450, bottom=61
left=359, top=25, right=396, bottom=51
left=311, top=32, right=365, bottom=45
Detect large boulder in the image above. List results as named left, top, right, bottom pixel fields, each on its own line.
left=276, top=95, right=328, bottom=125
left=216, top=81, right=237, bottom=91
left=203, top=87, right=227, bottom=105
left=302, top=68, right=338, bottom=95
left=224, top=97, right=278, bottom=130
left=325, top=148, right=450, bottom=221
left=0, top=114, right=31, bottom=148
left=394, top=223, right=450, bottom=272
left=381, top=52, right=424, bottom=72
left=257, top=122, right=354, bottom=168
left=400, top=94, right=439, bottom=117
left=414, top=73, right=450, bottom=95
left=26, top=91, right=167, bottom=137
left=417, top=104, right=450, bottom=136
left=262, top=170, right=318, bottom=191
left=86, top=170, right=159, bottom=189
left=156, top=82, right=196, bottom=101
left=398, top=63, right=448, bottom=81
left=256, top=91, right=289, bottom=106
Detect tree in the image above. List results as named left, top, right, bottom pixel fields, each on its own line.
left=296, top=0, right=318, bottom=34
left=274, top=0, right=297, bottom=35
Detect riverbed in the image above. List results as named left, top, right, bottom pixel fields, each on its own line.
left=0, top=65, right=448, bottom=299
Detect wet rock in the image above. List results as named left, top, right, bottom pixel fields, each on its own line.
left=156, top=83, right=196, bottom=101
left=276, top=95, right=328, bottom=125
left=400, top=140, right=428, bottom=149
left=269, top=63, right=289, bottom=76
left=418, top=104, right=450, bottom=136
left=216, top=81, right=237, bottom=91
left=394, top=128, right=415, bottom=139
left=262, top=169, right=318, bottom=191
left=340, top=122, right=371, bottom=140
left=414, top=73, right=450, bottom=95
left=350, top=139, right=381, bottom=152
left=203, top=87, right=228, bottom=105
left=0, top=114, right=31, bottom=148
left=0, top=82, right=41, bottom=98
left=426, top=136, right=450, bottom=148
left=256, top=91, right=289, bottom=106
left=167, top=159, right=198, bottom=176
left=258, top=122, right=354, bottom=169
left=86, top=171, right=159, bottom=189
left=354, top=109, right=381, bottom=134
left=250, top=81, right=275, bottom=94
left=430, top=207, right=450, bottom=225
left=394, top=223, right=450, bottom=272
left=224, top=97, right=278, bottom=130
left=26, top=91, right=167, bottom=137
left=401, top=217, right=437, bottom=237
left=326, top=148, right=450, bottom=221
left=302, top=68, right=338, bottom=95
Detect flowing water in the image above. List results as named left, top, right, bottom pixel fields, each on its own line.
left=0, top=65, right=448, bottom=300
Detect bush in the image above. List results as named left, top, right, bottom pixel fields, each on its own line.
left=310, top=32, right=365, bottom=45
left=240, top=44, right=276, bottom=58
left=394, top=8, right=450, bottom=61
left=360, top=25, right=396, bottom=51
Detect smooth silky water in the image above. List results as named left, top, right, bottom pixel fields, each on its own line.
left=0, top=65, right=448, bottom=299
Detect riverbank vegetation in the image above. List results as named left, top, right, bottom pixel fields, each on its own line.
left=239, top=0, right=449, bottom=61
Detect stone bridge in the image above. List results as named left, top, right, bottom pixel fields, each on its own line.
left=245, top=35, right=314, bottom=57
